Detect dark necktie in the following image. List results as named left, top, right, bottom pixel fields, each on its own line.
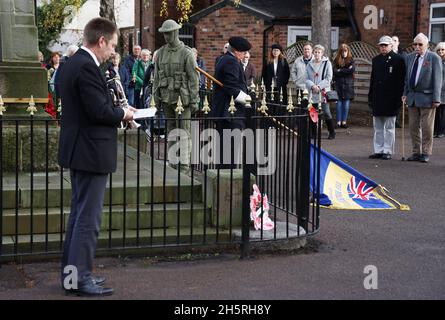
left=409, top=54, right=420, bottom=88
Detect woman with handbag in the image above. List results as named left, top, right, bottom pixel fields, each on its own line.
left=333, top=44, right=355, bottom=128
left=306, top=44, right=336, bottom=139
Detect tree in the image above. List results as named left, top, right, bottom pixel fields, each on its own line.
left=312, top=0, right=332, bottom=57
left=37, top=0, right=86, bottom=57
left=160, top=0, right=241, bottom=23
left=99, top=0, right=116, bottom=23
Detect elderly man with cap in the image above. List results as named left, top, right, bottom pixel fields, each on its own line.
left=153, top=19, right=199, bottom=173
left=211, top=36, right=251, bottom=168
left=368, top=35, right=406, bottom=160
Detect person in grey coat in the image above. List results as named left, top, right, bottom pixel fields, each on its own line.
left=434, top=42, right=445, bottom=138
left=368, top=36, right=406, bottom=160
left=306, top=44, right=336, bottom=139
left=402, top=33, right=443, bottom=163
left=291, top=43, right=313, bottom=91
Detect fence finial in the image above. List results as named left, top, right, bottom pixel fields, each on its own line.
left=150, top=94, right=156, bottom=109
left=202, top=95, right=211, bottom=114
left=175, top=95, right=184, bottom=115
left=27, top=95, right=37, bottom=116
left=228, top=96, right=237, bottom=114
left=259, top=93, right=268, bottom=114
left=287, top=87, right=295, bottom=113
left=0, top=95, right=5, bottom=116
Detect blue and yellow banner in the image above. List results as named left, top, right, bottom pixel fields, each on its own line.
left=310, top=145, right=409, bottom=210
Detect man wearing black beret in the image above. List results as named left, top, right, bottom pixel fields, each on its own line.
left=211, top=36, right=251, bottom=128
left=211, top=36, right=251, bottom=167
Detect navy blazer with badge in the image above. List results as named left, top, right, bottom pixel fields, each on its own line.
left=368, top=51, right=406, bottom=117
left=211, top=52, right=248, bottom=127
left=58, top=48, right=125, bottom=174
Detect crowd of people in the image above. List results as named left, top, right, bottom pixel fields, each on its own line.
left=52, top=16, right=445, bottom=298
left=40, top=29, right=445, bottom=163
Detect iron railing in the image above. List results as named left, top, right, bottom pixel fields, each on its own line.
left=0, top=90, right=321, bottom=262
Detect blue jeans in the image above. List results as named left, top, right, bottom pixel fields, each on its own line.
left=336, top=99, right=350, bottom=123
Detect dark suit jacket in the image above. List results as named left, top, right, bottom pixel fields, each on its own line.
left=368, top=51, right=406, bottom=117
left=211, top=52, right=248, bottom=128
left=58, top=49, right=125, bottom=174
left=262, top=58, right=290, bottom=90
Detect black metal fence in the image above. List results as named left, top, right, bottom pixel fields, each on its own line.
left=0, top=91, right=321, bottom=262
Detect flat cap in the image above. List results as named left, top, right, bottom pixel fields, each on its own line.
left=271, top=44, right=283, bottom=51
left=158, top=19, right=181, bottom=33
left=229, top=36, right=251, bottom=52
left=378, top=36, right=392, bottom=45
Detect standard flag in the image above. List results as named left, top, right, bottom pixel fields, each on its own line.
left=310, top=145, right=409, bottom=210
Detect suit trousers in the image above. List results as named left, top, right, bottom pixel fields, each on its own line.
left=408, top=106, right=436, bottom=155
left=61, top=170, right=108, bottom=285
left=373, top=116, right=396, bottom=154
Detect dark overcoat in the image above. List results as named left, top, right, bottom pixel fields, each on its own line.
left=333, top=58, right=355, bottom=100
left=262, top=58, right=290, bottom=94
left=368, top=51, right=406, bottom=117
left=58, top=49, right=124, bottom=174
left=211, top=52, right=248, bottom=129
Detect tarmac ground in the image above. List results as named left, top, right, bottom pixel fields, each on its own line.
left=0, top=123, right=444, bottom=301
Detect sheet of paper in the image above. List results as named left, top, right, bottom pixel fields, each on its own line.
left=133, top=108, right=157, bottom=119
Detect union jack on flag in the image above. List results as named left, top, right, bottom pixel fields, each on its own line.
left=310, top=144, right=409, bottom=210
left=347, top=176, right=377, bottom=201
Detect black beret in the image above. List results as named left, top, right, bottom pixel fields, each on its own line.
left=229, top=36, right=251, bottom=52
left=271, top=44, right=282, bottom=51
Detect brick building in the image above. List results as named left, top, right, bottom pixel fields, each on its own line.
left=131, top=0, right=445, bottom=74
left=133, top=0, right=213, bottom=53
left=354, top=0, right=445, bottom=49
left=190, top=0, right=351, bottom=76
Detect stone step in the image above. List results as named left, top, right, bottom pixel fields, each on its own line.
left=1, top=203, right=209, bottom=236
left=0, top=227, right=232, bottom=256
left=1, top=172, right=203, bottom=209
left=1, top=141, right=202, bottom=209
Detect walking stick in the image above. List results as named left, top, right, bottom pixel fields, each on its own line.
left=402, top=100, right=406, bottom=161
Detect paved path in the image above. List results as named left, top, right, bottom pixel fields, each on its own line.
left=1, top=126, right=444, bottom=300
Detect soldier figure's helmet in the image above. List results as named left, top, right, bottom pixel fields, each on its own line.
left=158, top=19, right=182, bottom=33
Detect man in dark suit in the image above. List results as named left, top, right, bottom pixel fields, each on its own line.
left=211, top=36, right=251, bottom=167
left=58, top=17, right=135, bottom=297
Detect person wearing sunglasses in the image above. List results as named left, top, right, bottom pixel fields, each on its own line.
left=402, top=33, right=442, bottom=163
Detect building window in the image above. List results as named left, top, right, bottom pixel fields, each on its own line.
left=430, top=3, right=445, bottom=44
left=287, top=26, right=339, bottom=50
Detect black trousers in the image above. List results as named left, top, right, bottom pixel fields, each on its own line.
left=61, top=170, right=108, bottom=286
left=434, top=104, right=445, bottom=135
